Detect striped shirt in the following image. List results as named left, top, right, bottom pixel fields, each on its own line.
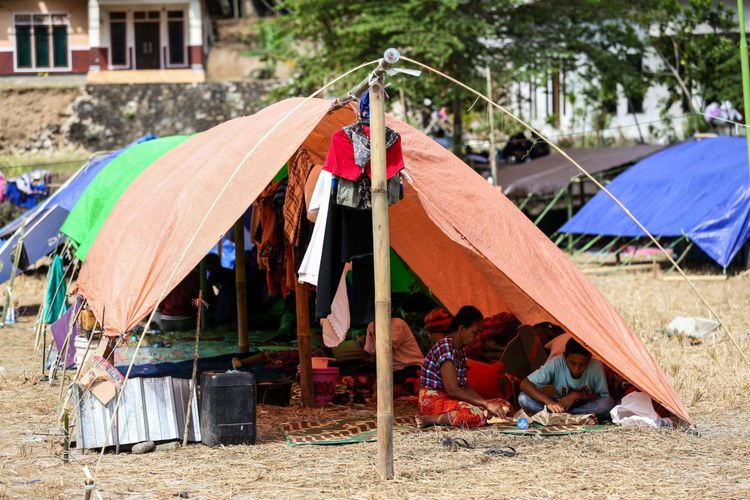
left=420, top=336, right=468, bottom=390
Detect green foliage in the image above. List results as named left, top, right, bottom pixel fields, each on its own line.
left=264, top=0, right=745, bottom=142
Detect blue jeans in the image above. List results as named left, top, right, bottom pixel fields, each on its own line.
left=518, top=391, right=615, bottom=420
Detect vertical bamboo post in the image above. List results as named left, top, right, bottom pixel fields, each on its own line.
left=370, top=61, right=394, bottom=480
left=3, top=220, right=26, bottom=327
left=294, top=281, right=315, bottom=407
left=486, top=67, right=498, bottom=186
left=737, top=0, right=750, bottom=176
left=234, top=220, right=249, bottom=353
left=566, top=182, right=574, bottom=252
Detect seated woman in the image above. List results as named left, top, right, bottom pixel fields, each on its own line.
left=416, top=306, right=512, bottom=429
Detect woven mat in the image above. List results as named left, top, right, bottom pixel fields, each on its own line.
left=281, top=416, right=416, bottom=446
left=492, top=422, right=608, bottom=436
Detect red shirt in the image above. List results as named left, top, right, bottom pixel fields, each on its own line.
left=322, top=127, right=404, bottom=181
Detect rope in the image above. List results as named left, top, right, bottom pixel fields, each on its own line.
left=399, top=55, right=750, bottom=368
left=91, top=58, right=382, bottom=478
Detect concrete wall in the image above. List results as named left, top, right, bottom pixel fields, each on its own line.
left=64, top=80, right=270, bottom=150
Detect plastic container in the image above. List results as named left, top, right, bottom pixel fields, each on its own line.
left=311, top=357, right=336, bottom=369
left=200, top=370, right=256, bottom=446
left=516, top=417, right=529, bottom=430
left=257, top=379, right=293, bottom=406
left=312, top=367, right=339, bottom=407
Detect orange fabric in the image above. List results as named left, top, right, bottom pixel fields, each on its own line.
left=76, top=98, right=690, bottom=423
left=418, top=388, right=511, bottom=428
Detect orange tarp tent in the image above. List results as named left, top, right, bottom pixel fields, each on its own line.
left=77, top=97, right=690, bottom=423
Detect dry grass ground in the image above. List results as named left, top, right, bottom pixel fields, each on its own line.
left=1, top=270, right=749, bottom=499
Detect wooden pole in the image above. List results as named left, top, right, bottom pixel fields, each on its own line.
left=736, top=0, right=750, bottom=177
left=2, top=220, right=26, bottom=327
left=566, top=182, right=574, bottom=252
left=234, top=220, right=249, bottom=353
left=183, top=290, right=203, bottom=447
left=370, top=69, right=394, bottom=480
left=294, top=281, right=315, bottom=407
left=486, top=67, right=498, bottom=186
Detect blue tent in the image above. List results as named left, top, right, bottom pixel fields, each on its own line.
left=560, top=137, right=750, bottom=268
left=0, top=136, right=156, bottom=284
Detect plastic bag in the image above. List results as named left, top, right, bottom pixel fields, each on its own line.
left=610, top=391, right=663, bottom=427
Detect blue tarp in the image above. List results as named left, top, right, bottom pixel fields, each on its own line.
left=0, top=136, right=156, bottom=284
left=559, top=137, right=750, bottom=268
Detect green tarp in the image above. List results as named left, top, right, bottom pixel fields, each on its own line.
left=60, top=136, right=190, bottom=260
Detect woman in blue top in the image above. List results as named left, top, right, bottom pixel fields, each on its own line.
left=519, top=337, right=615, bottom=420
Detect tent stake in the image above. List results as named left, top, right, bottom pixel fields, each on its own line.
left=234, top=220, right=249, bottom=353
left=370, top=56, right=395, bottom=480
left=294, top=281, right=315, bottom=407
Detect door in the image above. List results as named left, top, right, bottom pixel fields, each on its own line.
left=134, top=21, right=160, bottom=69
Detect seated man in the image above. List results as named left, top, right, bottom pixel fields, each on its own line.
left=365, top=317, right=424, bottom=396
left=518, top=337, right=615, bottom=420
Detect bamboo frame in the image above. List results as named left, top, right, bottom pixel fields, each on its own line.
left=533, top=184, right=568, bottom=226
left=234, top=220, right=249, bottom=352
left=370, top=76, right=395, bottom=480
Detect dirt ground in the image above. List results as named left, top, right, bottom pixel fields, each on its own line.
left=1, top=271, right=749, bottom=499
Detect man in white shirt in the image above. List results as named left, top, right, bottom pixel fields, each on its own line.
left=365, top=317, right=425, bottom=396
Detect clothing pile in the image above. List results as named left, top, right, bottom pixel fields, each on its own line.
left=424, top=307, right=453, bottom=335
left=298, top=92, right=405, bottom=347
left=4, top=169, right=51, bottom=208
left=465, top=312, right=521, bottom=361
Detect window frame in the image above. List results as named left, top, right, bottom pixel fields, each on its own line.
left=164, top=9, right=188, bottom=69
left=12, top=12, right=71, bottom=73
left=108, top=11, right=130, bottom=69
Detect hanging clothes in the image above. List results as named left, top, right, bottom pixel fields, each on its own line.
left=298, top=170, right=333, bottom=286
left=283, top=149, right=316, bottom=247
left=50, top=296, right=84, bottom=369
left=251, top=179, right=291, bottom=297
left=43, top=254, right=68, bottom=324
left=321, top=264, right=351, bottom=347
left=314, top=192, right=375, bottom=324
left=322, top=125, right=404, bottom=181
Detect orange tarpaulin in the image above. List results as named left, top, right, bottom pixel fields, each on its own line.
left=77, top=97, right=690, bottom=422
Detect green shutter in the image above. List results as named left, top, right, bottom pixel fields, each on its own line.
left=15, top=26, right=32, bottom=68
left=34, top=25, right=49, bottom=67
left=53, top=26, right=68, bottom=67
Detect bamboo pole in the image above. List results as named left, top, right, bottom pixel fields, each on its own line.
left=294, top=281, right=315, bottom=407
left=2, top=220, right=26, bottom=327
left=183, top=291, right=203, bottom=447
left=234, top=220, right=249, bottom=353
left=573, top=234, right=604, bottom=256
left=566, top=182, right=574, bottom=251
left=533, top=185, right=568, bottom=226
left=370, top=66, right=394, bottom=480
left=486, top=67, right=498, bottom=186
left=516, top=192, right=534, bottom=211
left=737, top=0, right=750, bottom=176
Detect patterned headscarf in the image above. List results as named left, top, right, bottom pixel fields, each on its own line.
left=359, top=90, right=370, bottom=122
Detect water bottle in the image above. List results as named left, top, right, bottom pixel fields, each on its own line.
left=516, top=417, right=529, bottom=430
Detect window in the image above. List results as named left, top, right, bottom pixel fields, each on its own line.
left=14, top=13, right=69, bottom=70
left=167, top=11, right=185, bottom=65
left=110, top=12, right=127, bottom=66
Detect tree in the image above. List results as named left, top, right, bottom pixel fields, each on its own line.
left=269, top=0, right=513, bottom=154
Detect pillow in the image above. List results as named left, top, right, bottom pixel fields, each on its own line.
left=467, top=358, right=504, bottom=399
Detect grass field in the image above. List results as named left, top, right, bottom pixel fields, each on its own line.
left=1, top=271, right=749, bottom=499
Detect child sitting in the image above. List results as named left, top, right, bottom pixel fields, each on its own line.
left=518, top=337, right=615, bottom=420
